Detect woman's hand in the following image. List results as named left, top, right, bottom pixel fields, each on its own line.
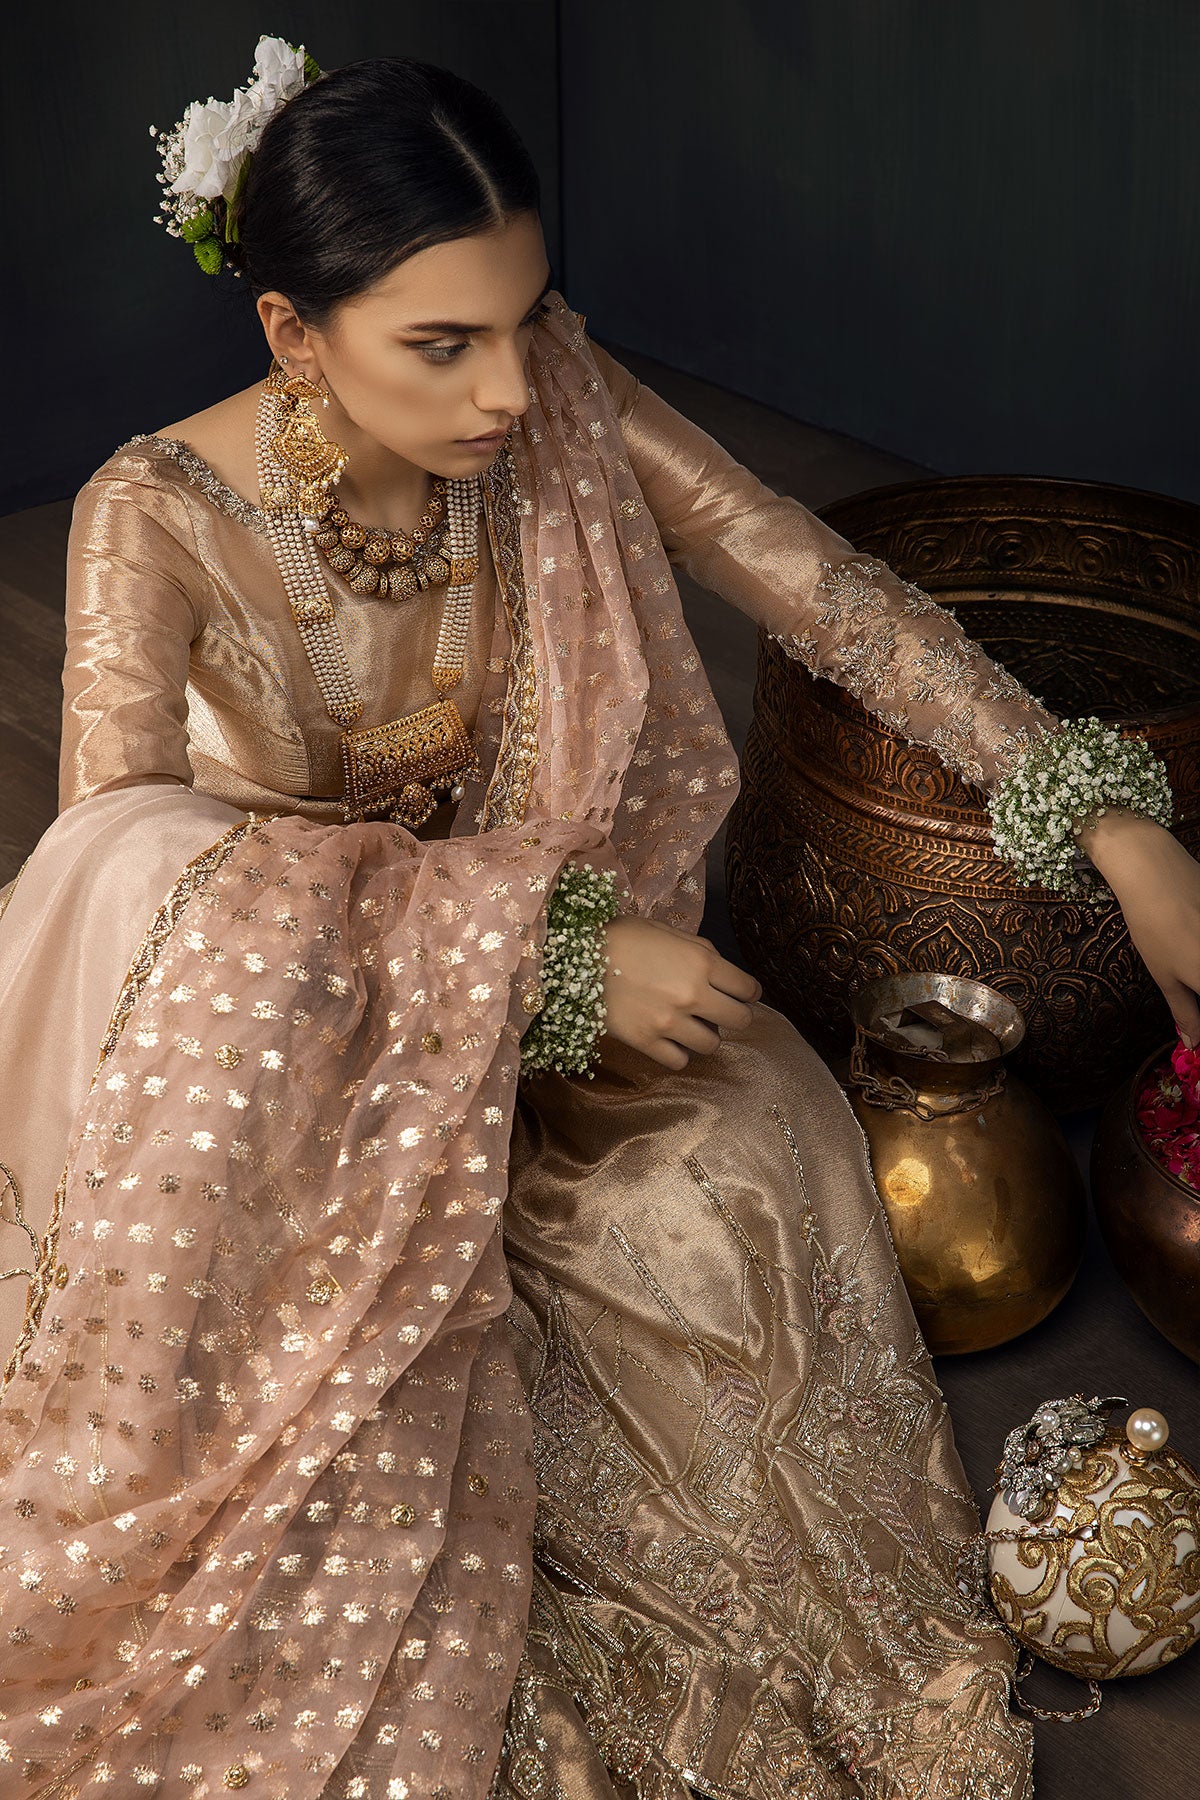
left=598, top=916, right=762, bottom=1070
left=1077, top=810, right=1200, bottom=1046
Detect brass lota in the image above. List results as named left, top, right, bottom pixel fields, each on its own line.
left=840, top=973, right=1087, bottom=1354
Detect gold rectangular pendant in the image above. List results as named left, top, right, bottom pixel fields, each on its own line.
left=340, top=699, right=476, bottom=824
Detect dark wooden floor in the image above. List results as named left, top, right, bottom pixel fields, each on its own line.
left=2, top=346, right=1196, bottom=1793
left=0, top=495, right=72, bottom=876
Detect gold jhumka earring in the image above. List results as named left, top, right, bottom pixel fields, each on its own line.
left=269, top=360, right=458, bottom=599
left=264, top=361, right=349, bottom=516
left=256, top=356, right=484, bottom=829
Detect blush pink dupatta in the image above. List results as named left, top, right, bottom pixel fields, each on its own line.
left=0, top=294, right=741, bottom=1797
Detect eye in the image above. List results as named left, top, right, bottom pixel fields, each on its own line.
left=419, top=299, right=552, bottom=365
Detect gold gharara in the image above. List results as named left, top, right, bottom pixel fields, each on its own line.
left=255, top=358, right=484, bottom=829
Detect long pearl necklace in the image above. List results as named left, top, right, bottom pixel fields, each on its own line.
left=255, top=368, right=485, bottom=829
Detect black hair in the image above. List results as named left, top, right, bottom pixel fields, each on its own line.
left=226, top=56, right=541, bottom=329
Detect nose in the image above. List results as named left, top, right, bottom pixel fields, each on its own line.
left=474, top=337, right=534, bottom=425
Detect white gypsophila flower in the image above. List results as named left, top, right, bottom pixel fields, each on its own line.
left=988, top=714, right=1172, bottom=896
left=520, top=862, right=619, bottom=1077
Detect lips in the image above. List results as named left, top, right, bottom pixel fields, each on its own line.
left=460, top=427, right=509, bottom=444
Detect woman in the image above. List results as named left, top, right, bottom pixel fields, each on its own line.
left=0, top=42, right=1196, bottom=1800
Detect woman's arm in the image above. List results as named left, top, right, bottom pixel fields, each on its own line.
left=59, top=474, right=200, bottom=810
left=587, top=338, right=1055, bottom=792
left=588, top=337, right=1200, bottom=1044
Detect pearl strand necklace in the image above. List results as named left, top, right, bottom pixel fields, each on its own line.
left=254, top=376, right=485, bottom=823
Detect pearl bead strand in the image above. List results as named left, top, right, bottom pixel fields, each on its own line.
left=254, top=375, right=482, bottom=733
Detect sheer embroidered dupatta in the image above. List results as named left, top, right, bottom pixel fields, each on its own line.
left=0, top=294, right=741, bottom=1797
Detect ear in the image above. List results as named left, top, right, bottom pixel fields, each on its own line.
left=255, top=290, right=320, bottom=376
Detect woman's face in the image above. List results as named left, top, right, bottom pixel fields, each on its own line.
left=268, top=212, right=552, bottom=480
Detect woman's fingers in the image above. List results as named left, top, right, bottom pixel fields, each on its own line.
left=693, top=987, right=757, bottom=1035
left=601, top=918, right=764, bottom=1067
left=659, top=987, right=760, bottom=1062
left=1160, top=973, right=1200, bottom=1049
left=661, top=1013, right=723, bottom=1056
left=706, top=957, right=762, bottom=1003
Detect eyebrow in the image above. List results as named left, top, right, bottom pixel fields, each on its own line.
left=403, top=269, right=555, bottom=335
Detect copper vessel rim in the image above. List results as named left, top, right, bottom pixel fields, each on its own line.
left=1119, top=1038, right=1200, bottom=1212
left=816, top=468, right=1200, bottom=526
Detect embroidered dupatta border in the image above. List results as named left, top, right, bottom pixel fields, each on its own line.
left=4, top=441, right=535, bottom=1386
left=479, top=443, right=540, bottom=831
left=1, top=817, right=263, bottom=1392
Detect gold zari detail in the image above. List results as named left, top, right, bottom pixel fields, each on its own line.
left=767, top=554, right=1058, bottom=791
left=1, top=816, right=262, bottom=1393
left=479, top=447, right=540, bottom=831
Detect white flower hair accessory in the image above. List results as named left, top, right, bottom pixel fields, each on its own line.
left=150, top=34, right=321, bottom=276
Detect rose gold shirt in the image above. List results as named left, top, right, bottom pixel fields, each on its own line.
left=60, top=340, right=1054, bottom=827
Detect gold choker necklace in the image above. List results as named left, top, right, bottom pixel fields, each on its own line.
left=310, top=485, right=455, bottom=600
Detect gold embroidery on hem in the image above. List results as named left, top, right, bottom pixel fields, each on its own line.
left=500, top=1092, right=1034, bottom=1798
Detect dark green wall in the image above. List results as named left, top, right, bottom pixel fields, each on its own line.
left=7, top=2, right=1200, bottom=509
left=562, top=0, right=1200, bottom=500
left=3, top=2, right=561, bottom=510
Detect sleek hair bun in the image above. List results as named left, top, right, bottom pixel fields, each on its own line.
left=232, top=55, right=541, bottom=327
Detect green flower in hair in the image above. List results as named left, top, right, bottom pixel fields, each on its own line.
left=179, top=206, right=215, bottom=245
left=192, top=237, right=224, bottom=276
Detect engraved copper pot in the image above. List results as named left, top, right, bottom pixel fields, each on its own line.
left=1091, top=1041, right=1200, bottom=1363
left=840, top=972, right=1087, bottom=1353
left=724, top=475, right=1200, bottom=1112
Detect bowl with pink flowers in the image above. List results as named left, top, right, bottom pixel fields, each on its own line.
left=1091, top=1038, right=1200, bottom=1363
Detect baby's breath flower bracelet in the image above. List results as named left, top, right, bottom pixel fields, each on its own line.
left=989, top=715, right=1174, bottom=897
left=520, top=862, right=623, bottom=1078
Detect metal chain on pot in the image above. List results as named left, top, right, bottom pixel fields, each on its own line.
left=847, top=1026, right=1006, bottom=1120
